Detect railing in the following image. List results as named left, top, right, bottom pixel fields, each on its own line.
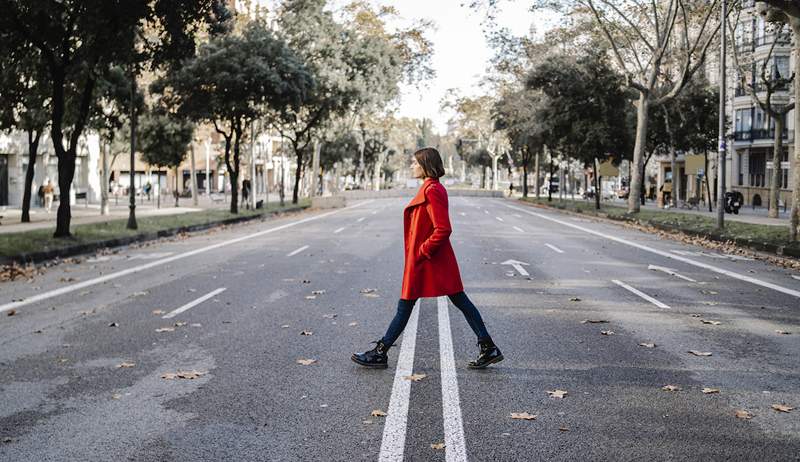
left=735, top=81, right=791, bottom=97
left=733, top=129, right=793, bottom=141
left=754, top=34, right=792, bottom=48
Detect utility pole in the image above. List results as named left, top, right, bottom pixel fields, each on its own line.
left=716, top=0, right=727, bottom=230
left=205, top=140, right=211, bottom=196
left=190, top=142, right=198, bottom=207
left=126, top=67, right=137, bottom=230
left=251, top=121, right=257, bottom=209
left=310, top=139, right=320, bottom=197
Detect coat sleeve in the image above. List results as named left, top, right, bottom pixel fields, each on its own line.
left=419, top=185, right=452, bottom=259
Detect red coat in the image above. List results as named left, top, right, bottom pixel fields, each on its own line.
left=401, top=177, right=464, bottom=299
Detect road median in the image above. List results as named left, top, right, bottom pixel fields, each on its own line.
left=0, top=201, right=310, bottom=265
left=519, top=197, right=800, bottom=259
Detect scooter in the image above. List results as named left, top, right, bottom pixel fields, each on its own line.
left=724, top=191, right=742, bottom=214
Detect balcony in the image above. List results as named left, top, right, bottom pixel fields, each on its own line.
left=733, top=128, right=793, bottom=142
left=734, top=81, right=790, bottom=97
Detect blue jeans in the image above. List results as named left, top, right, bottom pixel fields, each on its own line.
left=380, top=292, right=491, bottom=347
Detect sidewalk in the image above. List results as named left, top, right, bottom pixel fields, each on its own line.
left=0, top=193, right=284, bottom=235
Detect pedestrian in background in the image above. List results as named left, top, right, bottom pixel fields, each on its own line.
left=43, top=180, right=55, bottom=213
left=242, top=179, right=251, bottom=210
left=352, top=147, right=503, bottom=369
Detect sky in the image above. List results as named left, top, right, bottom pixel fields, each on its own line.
left=378, top=0, right=560, bottom=134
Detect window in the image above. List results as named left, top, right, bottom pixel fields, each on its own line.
left=737, top=152, right=744, bottom=186
left=749, top=151, right=766, bottom=187
left=773, top=55, right=790, bottom=80
left=735, top=108, right=752, bottom=133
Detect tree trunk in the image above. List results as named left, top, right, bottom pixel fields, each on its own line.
left=101, top=140, right=109, bottom=215
left=628, top=92, right=650, bottom=213
left=190, top=142, right=198, bottom=207
left=174, top=166, right=180, bottom=207
left=292, top=144, right=303, bottom=205
left=21, top=129, right=41, bottom=223
left=705, top=151, right=713, bottom=212
left=522, top=163, right=528, bottom=198
left=534, top=150, right=540, bottom=199
left=230, top=126, right=242, bottom=214
left=548, top=158, right=554, bottom=202
left=769, top=116, right=785, bottom=218
left=594, top=158, right=601, bottom=210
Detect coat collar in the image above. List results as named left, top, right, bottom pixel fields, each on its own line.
left=406, top=177, right=438, bottom=209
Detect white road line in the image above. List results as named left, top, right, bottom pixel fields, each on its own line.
left=648, top=264, right=697, bottom=282
left=379, top=304, right=420, bottom=462
left=0, top=200, right=373, bottom=314
left=545, top=243, right=564, bottom=254
left=371, top=210, right=378, bottom=215
left=163, top=288, right=226, bottom=319
left=504, top=203, right=800, bottom=299
left=437, top=296, right=468, bottom=462
left=459, top=212, right=466, bottom=216
left=484, top=210, right=490, bottom=214
left=357, top=216, right=366, bottom=222
left=791, top=275, right=800, bottom=281
left=495, top=216, right=504, bottom=222
left=286, top=245, right=309, bottom=257
left=333, top=227, right=346, bottom=234
left=513, top=226, right=525, bottom=233
left=612, top=279, right=671, bottom=309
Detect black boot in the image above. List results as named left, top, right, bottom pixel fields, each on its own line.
left=351, top=340, right=390, bottom=369
left=468, top=337, right=503, bottom=369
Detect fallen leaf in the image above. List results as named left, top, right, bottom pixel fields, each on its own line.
left=638, top=343, right=656, bottom=348
left=581, top=319, right=608, bottom=324
left=311, top=290, right=326, bottom=295
left=370, top=409, right=387, bottom=417
left=108, top=322, right=119, bottom=327
left=132, top=291, right=148, bottom=297
left=559, top=426, right=569, bottom=432
left=116, top=362, right=135, bottom=368
left=305, top=295, right=317, bottom=300
left=323, top=313, right=337, bottom=319
left=700, top=319, right=721, bottom=325
left=690, top=314, right=702, bottom=318
left=360, top=288, right=377, bottom=294
left=772, top=404, right=794, bottom=413
left=510, top=412, right=537, bottom=420
left=662, top=385, right=681, bottom=392
left=173, top=322, right=187, bottom=327
left=155, top=327, right=175, bottom=333
left=775, top=330, right=791, bottom=335
left=734, top=409, right=754, bottom=420
left=111, top=393, right=122, bottom=400
left=362, top=420, right=373, bottom=424
left=363, top=293, right=380, bottom=298
left=688, top=350, right=713, bottom=357
left=348, top=321, right=359, bottom=327
left=281, top=325, right=290, bottom=328
left=300, top=330, right=313, bottom=336
left=6, top=310, right=16, bottom=316
left=161, top=370, right=206, bottom=380
left=296, top=359, right=317, bottom=366
left=569, top=297, right=582, bottom=302
left=701, top=289, right=719, bottom=295
left=702, top=387, right=720, bottom=394
left=152, top=310, right=165, bottom=315
left=547, top=389, right=568, bottom=399
left=600, top=330, right=615, bottom=336
left=430, top=442, right=446, bottom=450
left=403, top=373, right=427, bottom=382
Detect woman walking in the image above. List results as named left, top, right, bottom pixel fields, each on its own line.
left=352, top=147, right=503, bottom=369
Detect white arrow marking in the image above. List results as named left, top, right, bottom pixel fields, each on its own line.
left=648, top=264, right=697, bottom=282
left=501, top=259, right=530, bottom=277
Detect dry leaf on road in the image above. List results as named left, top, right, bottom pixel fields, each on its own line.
left=772, top=404, right=794, bottom=413
left=569, top=297, right=582, bottom=302
left=152, top=310, right=165, bottom=315
left=581, top=319, right=608, bottom=324
left=348, top=322, right=359, bottom=327
left=510, top=412, right=537, bottom=420
left=430, top=442, right=446, bottom=450
left=296, top=359, right=317, bottom=366
left=688, top=350, right=713, bottom=357
left=115, top=362, right=135, bottom=368
left=371, top=409, right=387, bottom=417
left=638, top=343, right=656, bottom=348
left=174, top=322, right=187, bottom=327
left=547, top=389, right=568, bottom=399
left=734, top=409, right=754, bottom=420
left=662, top=385, right=681, bottom=392
left=701, top=289, right=718, bottom=295
left=311, top=290, right=326, bottom=295
left=305, top=295, right=317, bottom=300
left=775, top=330, right=792, bottom=335
left=323, top=313, right=337, bottom=319
left=363, top=293, right=380, bottom=298
left=108, top=322, right=119, bottom=327
left=600, top=330, right=615, bottom=336
left=702, top=388, right=720, bottom=394
left=403, top=374, right=427, bottom=382
left=360, top=288, right=377, bottom=294
left=6, top=310, right=16, bottom=317
left=155, top=327, right=175, bottom=333
left=281, top=325, right=290, bottom=328
left=162, top=370, right=206, bottom=380
left=300, top=330, right=313, bottom=336
left=700, top=319, right=721, bottom=325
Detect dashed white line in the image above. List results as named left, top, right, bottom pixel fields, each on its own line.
left=371, top=210, right=378, bottom=215
left=484, top=210, right=490, bottom=214
left=163, top=288, right=226, bottom=319
left=334, top=227, right=346, bottom=234
left=513, top=226, right=525, bottom=233
left=0, top=200, right=374, bottom=314
left=357, top=217, right=366, bottom=222
left=545, top=243, right=564, bottom=254
left=504, top=203, right=800, bottom=299
left=437, top=296, right=468, bottom=462
left=378, top=304, right=420, bottom=462
left=611, top=279, right=671, bottom=309
left=286, top=245, right=310, bottom=257
left=495, top=216, right=504, bottom=222
left=648, top=264, right=697, bottom=282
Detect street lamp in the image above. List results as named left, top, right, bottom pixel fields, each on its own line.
left=716, top=0, right=728, bottom=229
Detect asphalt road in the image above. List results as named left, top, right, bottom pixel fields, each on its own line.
left=1, top=196, right=799, bottom=461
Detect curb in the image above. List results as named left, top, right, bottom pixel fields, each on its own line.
left=517, top=199, right=800, bottom=259
left=1, top=205, right=310, bottom=266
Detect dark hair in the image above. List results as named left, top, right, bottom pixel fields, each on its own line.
left=413, top=147, right=445, bottom=178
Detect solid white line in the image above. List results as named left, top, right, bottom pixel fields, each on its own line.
left=357, top=216, right=366, bottom=222
left=495, top=216, right=504, bottom=222
left=378, top=304, right=420, bottom=462
left=163, top=288, right=226, bottom=319
left=437, top=296, right=468, bottom=462
left=545, top=243, right=564, bottom=254
left=333, top=227, right=346, bottom=234
left=612, top=279, right=671, bottom=309
left=513, top=226, right=525, bottom=233
left=286, top=245, right=309, bottom=257
left=0, top=201, right=373, bottom=314
left=504, top=203, right=800, bottom=299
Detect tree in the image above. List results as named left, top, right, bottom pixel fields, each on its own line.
left=138, top=111, right=194, bottom=207
left=0, top=0, right=223, bottom=237
left=156, top=21, right=313, bottom=213
left=0, top=40, right=49, bottom=223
